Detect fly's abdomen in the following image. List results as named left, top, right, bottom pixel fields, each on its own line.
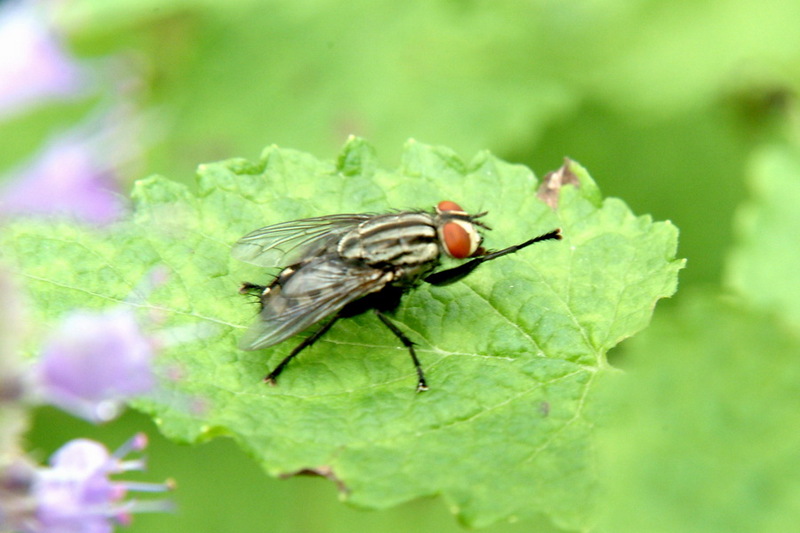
left=338, top=213, right=440, bottom=266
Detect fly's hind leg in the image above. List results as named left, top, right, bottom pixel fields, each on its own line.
left=264, top=316, right=340, bottom=386
left=375, top=310, right=428, bottom=392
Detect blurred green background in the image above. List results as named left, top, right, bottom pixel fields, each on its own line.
left=6, top=0, right=799, bottom=531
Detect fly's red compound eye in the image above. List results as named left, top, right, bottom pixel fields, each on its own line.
left=442, top=220, right=481, bottom=258
left=442, top=221, right=471, bottom=258
left=436, top=201, right=481, bottom=258
left=437, top=200, right=463, bottom=213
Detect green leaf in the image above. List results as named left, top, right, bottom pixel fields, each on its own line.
left=1, top=139, right=682, bottom=529
left=725, top=144, right=800, bottom=329
left=596, top=293, right=800, bottom=533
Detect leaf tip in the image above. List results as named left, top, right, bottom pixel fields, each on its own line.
left=337, top=136, right=378, bottom=176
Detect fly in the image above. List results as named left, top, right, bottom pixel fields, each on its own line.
left=233, top=201, right=562, bottom=392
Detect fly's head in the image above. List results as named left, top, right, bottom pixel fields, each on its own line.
left=434, top=201, right=490, bottom=259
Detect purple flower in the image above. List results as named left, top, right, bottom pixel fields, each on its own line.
left=0, top=133, right=126, bottom=225
left=32, top=433, right=173, bottom=533
left=0, top=2, right=90, bottom=118
left=36, top=309, right=157, bottom=423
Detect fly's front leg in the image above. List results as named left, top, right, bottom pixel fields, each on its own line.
left=239, top=282, right=268, bottom=295
left=375, top=310, right=428, bottom=392
left=240, top=282, right=271, bottom=311
left=424, top=228, right=562, bottom=286
left=265, top=316, right=340, bottom=386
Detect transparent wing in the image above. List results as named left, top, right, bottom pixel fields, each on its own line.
left=238, top=256, right=393, bottom=350
left=231, top=214, right=373, bottom=267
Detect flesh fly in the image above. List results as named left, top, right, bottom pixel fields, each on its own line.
left=233, top=201, right=561, bottom=392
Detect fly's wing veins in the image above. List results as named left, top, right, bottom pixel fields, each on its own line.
left=232, top=214, right=372, bottom=267
left=238, top=256, right=394, bottom=350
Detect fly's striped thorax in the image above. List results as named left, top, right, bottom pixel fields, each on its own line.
left=338, top=212, right=441, bottom=267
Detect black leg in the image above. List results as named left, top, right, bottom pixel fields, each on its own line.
left=375, top=310, right=428, bottom=392
left=239, top=282, right=267, bottom=295
left=425, top=228, right=562, bottom=286
left=264, top=316, right=340, bottom=386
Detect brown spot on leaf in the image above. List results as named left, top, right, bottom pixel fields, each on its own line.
left=539, top=401, right=550, bottom=417
left=537, top=158, right=581, bottom=209
left=281, top=465, right=349, bottom=494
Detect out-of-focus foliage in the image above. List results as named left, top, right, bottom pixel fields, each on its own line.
left=725, top=145, right=800, bottom=328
